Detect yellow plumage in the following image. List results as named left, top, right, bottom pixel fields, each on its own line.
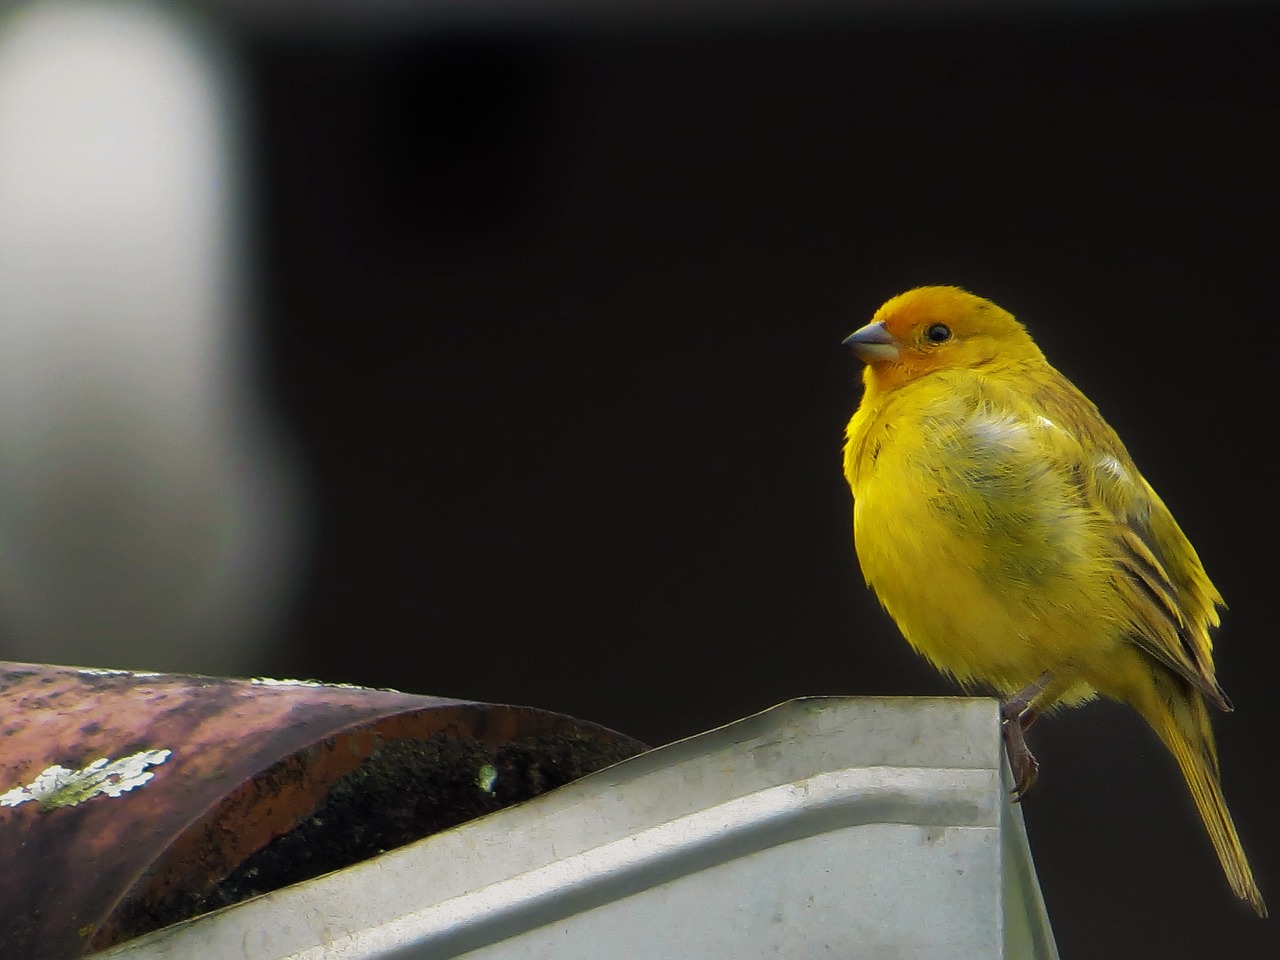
left=842, top=285, right=1264, bottom=916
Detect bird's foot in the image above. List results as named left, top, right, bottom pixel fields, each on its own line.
left=999, top=670, right=1052, bottom=800
left=1000, top=704, right=1039, bottom=801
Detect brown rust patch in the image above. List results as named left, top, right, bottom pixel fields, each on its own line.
left=0, top=663, right=646, bottom=959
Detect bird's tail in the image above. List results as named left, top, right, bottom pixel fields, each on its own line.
left=1146, top=675, right=1266, bottom=917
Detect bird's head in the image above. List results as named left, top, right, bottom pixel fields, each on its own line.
left=844, top=286, right=1043, bottom=392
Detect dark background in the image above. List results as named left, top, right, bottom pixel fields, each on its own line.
left=243, top=6, right=1277, bottom=957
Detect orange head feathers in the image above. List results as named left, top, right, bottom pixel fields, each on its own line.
left=843, top=286, right=1043, bottom=392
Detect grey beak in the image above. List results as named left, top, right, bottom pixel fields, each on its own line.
left=842, top=321, right=900, bottom=363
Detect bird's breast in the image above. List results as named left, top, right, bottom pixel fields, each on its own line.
left=845, top=384, right=1120, bottom=689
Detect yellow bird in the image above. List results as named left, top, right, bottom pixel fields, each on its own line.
left=842, top=285, right=1265, bottom=916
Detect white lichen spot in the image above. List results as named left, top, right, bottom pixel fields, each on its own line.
left=0, top=749, right=172, bottom=811
left=249, top=677, right=405, bottom=693
left=476, top=763, right=498, bottom=794
left=73, top=667, right=165, bottom=679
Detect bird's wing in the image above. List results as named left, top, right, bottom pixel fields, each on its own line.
left=1025, top=368, right=1230, bottom=711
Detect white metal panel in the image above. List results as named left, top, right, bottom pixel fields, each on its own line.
left=97, top=697, right=1059, bottom=960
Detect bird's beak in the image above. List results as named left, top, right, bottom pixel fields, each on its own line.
left=842, top=321, right=900, bottom=363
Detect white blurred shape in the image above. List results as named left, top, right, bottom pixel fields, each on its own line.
left=0, top=1, right=307, bottom=673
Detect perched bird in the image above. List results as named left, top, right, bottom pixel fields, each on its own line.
left=841, top=285, right=1265, bottom=916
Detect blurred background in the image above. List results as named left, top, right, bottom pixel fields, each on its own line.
left=0, top=0, right=1276, bottom=955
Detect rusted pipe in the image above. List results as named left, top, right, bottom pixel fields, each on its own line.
left=0, top=662, right=646, bottom=958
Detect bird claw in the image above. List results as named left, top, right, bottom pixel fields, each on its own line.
left=999, top=671, right=1050, bottom=800
left=1001, top=712, right=1039, bottom=801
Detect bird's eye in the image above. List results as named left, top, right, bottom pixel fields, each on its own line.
left=926, top=323, right=951, bottom=343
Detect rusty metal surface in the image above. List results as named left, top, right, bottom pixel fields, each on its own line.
left=0, top=662, right=646, bottom=960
